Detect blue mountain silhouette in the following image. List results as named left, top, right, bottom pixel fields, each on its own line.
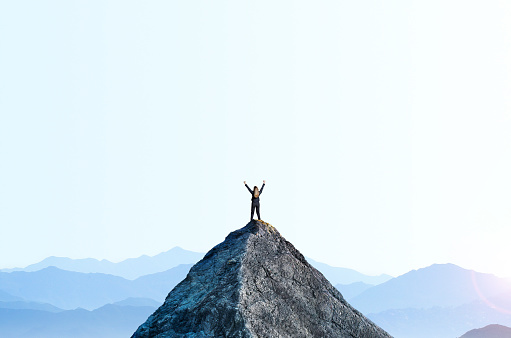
left=0, top=304, right=156, bottom=338
left=0, top=247, right=202, bottom=280
left=350, top=263, right=511, bottom=314
left=306, top=257, right=392, bottom=285
left=369, top=293, right=511, bottom=338
left=335, top=281, right=374, bottom=300
left=460, top=324, right=511, bottom=338
left=0, top=265, right=191, bottom=310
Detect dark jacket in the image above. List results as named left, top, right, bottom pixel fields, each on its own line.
left=245, top=183, right=265, bottom=203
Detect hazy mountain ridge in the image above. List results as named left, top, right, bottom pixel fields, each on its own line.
left=306, top=257, right=392, bottom=285
left=0, top=304, right=157, bottom=338
left=2, top=247, right=511, bottom=337
left=111, top=297, right=161, bottom=308
left=350, top=263, right=511, bottom=314
left=0, top=247, right=391, bottom=311
left=1, top=248, right=390, bottom=286
left=335, top=281, right=374, bottom=300
left=0, top=290, right=24, bottom=302
left=0, top=265, right=192, bottom=310
left=361, top=270, right=511, bottom=338
left=0, top=300, right=63, bottom=313
left=0, top=247, right=203, bottom=280
left=368, top=294, right=511, bottom=338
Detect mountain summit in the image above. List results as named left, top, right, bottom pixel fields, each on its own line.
left=132, top=221, right=391, bottom=337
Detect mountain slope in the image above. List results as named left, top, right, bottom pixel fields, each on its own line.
left=350, top=263, right=511, bottom=314
left=133, top=220, right=390, bottom=337
left=0, top=290, right=23, bottom=302
left=460, top=324, right=511, bottom=338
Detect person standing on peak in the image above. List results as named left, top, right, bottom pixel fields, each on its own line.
left=244, top=180, right=265, bottom=221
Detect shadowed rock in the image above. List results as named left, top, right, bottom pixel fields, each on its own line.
left=132, top=221, right=392, bottom=338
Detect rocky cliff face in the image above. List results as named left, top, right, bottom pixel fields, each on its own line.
left=132, top=221, right=392, bottom=338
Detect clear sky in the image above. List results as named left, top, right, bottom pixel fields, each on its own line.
left=1, top=0, right=510, bottom=279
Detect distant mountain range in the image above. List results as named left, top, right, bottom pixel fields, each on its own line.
left=369, top=294, right=511, bottom=338
left=350, top=263, right=511, bottom=314
left=0, top=265, right=191, bottom=310
left=0, top=246, right=398, bottom=337
left=1, top=248, right=392, bottom=286
left=0, top=300, right=63, bottom=313
left=3, top=248, right=511, bottom=338
left=0, top=304, right=156, bottom=338
left=0, top=290, right=23, bottom=302
left=0, top=248, right=396, bottom=311
left=351, top=264, right=511, bottom=338
left=0, top=247, right=203, bottom=280
left=335, top=281, right=374, bottom=300
left=306, top=258, right=392, bottom=285
left=111, top=297, right=161, bottom=308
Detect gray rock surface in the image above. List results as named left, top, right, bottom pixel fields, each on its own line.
left=132, top=221, right=392, bottom=338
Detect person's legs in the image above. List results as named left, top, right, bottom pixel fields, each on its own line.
left=256, top=204, right=261, bottom=220
left=251, top=203, right=255, bottom=220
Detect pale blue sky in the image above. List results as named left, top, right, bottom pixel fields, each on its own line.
left=1, top=1, right=511, bottom=278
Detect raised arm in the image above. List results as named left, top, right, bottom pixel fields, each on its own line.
left=244, top=181, right=253, bottom=194
left=259, top=180, right=266, bottom=195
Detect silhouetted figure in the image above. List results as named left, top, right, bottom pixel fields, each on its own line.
left=244, top=180, right=265, bottom=221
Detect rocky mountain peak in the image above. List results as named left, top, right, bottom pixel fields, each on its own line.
left=132, top=220, right=391, bottom=337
